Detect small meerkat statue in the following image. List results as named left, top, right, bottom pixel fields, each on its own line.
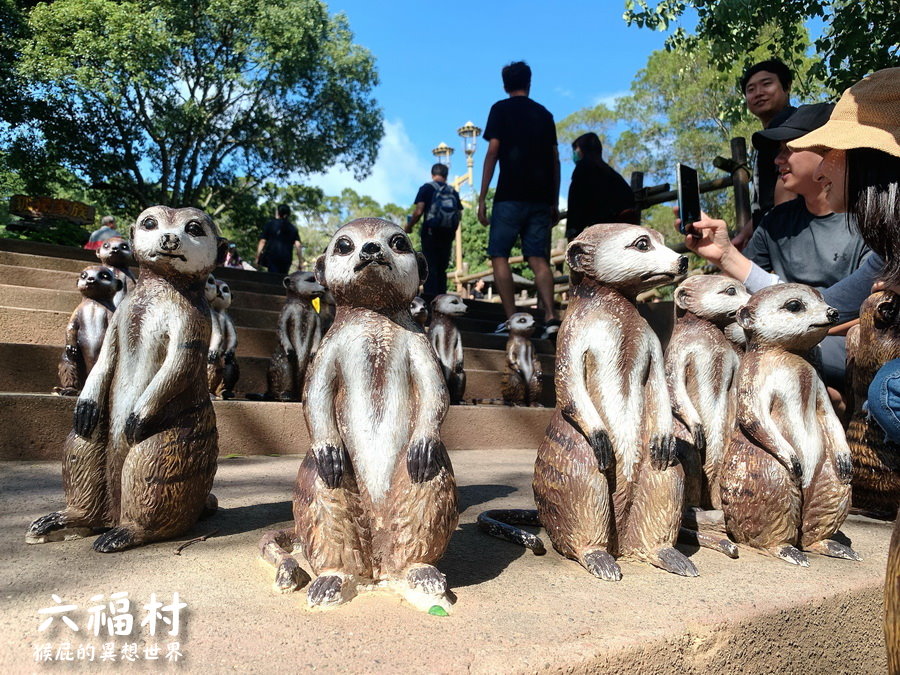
left=258, top=218, right=457, bottom=613
left=214, top=280, right=239, bottom=399
left=665, top=275, right=749, bottom=510
left=27, top=205, right=226, bottom=553
left=720, top=283, right=860, bottom=566
left=55, top=265, right=122, bottom=396
left=205, top=274, right=225, bottom=397
left=410, top=295, right=429, bottom=327
left=845, top=290, right=900, bottom=518
left=501, top=312, right=543, bottom=406
left=260, top=271, right=324, bottom=401
left=429, top=294, right=466, bottom=405
left=96, top=236, right=136, bottom=307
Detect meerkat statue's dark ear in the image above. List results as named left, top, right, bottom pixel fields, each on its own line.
left=114, top=279, right=123, bottom=292
left=416, top=251, right=429, bottom=284
left=95, top=247, right=103, bottom=261
left=314, top=255, right=328, bottom=288
left=673, top=286, right=691, bottom=311
left=566, top=241, right=591, bottom=273
left=282, top=276, right=292, bottom=290
left=736, top=305, right=755, bottom=330
left=129, top=224, right=136, bottom=243
left=215, top=237, right=228, bottom=265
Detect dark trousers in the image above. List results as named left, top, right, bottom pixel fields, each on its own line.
left=420, top=226, right=456, bottom=299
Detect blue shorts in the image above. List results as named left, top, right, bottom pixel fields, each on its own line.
left=488, top=201, right=552, bottom=259
left=868, top=358, right=900, bottom=444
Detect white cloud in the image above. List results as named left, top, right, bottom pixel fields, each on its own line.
left=305, top=119, right=429, bottom=207
left=592, top=90, right=630, bottom=109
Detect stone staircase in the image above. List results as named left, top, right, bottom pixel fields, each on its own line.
left=0, top=238, right=576, bottom=460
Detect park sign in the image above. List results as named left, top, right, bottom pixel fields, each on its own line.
left=9, top=195, right=95, bottom=225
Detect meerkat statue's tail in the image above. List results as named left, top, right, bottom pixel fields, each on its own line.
left=258, top=529, right=311, bottom=593
left=477, top=510, right=546, bottom=554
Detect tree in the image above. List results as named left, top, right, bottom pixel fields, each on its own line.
left=623, top=0, right=900, bottom=95
left=6, top=0, right=383, bottom=214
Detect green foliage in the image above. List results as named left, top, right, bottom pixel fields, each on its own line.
left=6, top=0, right=383, bottom=215
left=623, top=0, right=900, bottom=95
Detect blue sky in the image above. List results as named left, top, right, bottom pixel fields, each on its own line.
left=307, top=0, right=687, bottom=208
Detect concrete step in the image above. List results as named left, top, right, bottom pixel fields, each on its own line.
left=0, top=249, right=288, bottom=297
left=0, top=305, right=555, bottom=358
left=0, top=452, right=890, bottom=672
left=0, top=263, right=287, bottom=311
left=0, top=393, right=555, bottom=460
left=0, top=283, right=282, bottom=331
left=0, top=342, right=557, bottom=404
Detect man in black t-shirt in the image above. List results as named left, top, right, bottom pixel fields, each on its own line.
left=733, top=59, right=796, bottom=248
left=255, top=204, right=301, bottom=275
left=477, top=61, right=561, bottom=337
left=406, top=163, right=463, bottom=300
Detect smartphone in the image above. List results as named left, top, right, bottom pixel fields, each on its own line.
left=677, top=163, right=701, bottom=235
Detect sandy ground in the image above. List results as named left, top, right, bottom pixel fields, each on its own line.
left=0, top=450, right=891, bottom=674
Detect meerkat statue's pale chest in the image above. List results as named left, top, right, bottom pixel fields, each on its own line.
left=28, top=206, right=226, bottom=553
left=258, top=218, right=457, bottom=613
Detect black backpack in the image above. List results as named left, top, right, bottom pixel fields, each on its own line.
left=424, top=181, right=461, bottom=230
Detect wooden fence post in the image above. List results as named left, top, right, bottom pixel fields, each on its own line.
left=631, top=171, right=645, bottom=223
left=730, top=137, right=751, bottom=233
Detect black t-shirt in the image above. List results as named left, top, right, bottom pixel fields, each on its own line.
left=414, top=181, right=461, bottom=230
left=753, top=105, right=796, bottom=222
left=261, top=218, right=299, bottom=266
left=565, top=159, right=635, bottom=239
left=483, top=97, right=557, bottom=205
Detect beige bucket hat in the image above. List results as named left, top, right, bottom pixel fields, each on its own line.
left=788, top=67, right=900, bottom=158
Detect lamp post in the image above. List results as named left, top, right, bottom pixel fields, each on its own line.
left=430, top=123, right=481, bottom=293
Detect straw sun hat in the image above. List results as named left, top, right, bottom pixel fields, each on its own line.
left=788, top=67, right=900, bottom=158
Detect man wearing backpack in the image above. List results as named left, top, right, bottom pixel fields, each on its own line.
left=406, top=162, right=463, bottom=300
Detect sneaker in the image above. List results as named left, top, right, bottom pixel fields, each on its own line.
left=493, top=321, right=509, bottom=336
left=540, top=319, right=562, bottom=340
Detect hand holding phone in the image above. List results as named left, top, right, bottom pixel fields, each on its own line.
left=677, top=164, right=701, bottom=235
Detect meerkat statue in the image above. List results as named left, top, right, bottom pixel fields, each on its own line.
left=480, top=223, right=696, bottom=580
left=55, top=265, right=122, bottom=396
left=410, top=295, right=429, bottom=327
left=214, top=280, right=239, bottom=399
left=96, top=236, right=136, bottom=307
left=27, top=206, right=226, bottom=553
left=429, top=294, right=467, bottom=405
left=258, top=218, right=457, bottom=613
left=720, top=283, right=860, bottom=566
left=501, top=312, right=543, bottom=406
left=206, top=274, right=225, bottom=397
left=665, top=275, right=749, bottom=510
left=253, top=271, right=324, bottom=402
left=845, top=290, right=900, bottom=518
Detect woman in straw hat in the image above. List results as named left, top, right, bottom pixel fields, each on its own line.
left=788, top=66, right=900, bottom=672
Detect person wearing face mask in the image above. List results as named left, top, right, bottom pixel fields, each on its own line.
left=679, top=102, right=871, bottom=394
left=564, top=132, right=637, bottom=242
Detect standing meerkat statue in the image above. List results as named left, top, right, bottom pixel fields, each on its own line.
left=665, top=275, right=749, bottom=510
left=253, top=271, right=324, bottom=401
left=845, top=290, right=900, bottom=518
left=214, top=279, right=239, bottom=399
left=410, top=295, right=429, bottom=327
left=96, top=236, right=136, bottom=307
left=480, top=224, right=697, bottom=580
left=501, top=312, right=543, bottom=406
left=55, top=265, right=122, bottom=396
left=258, top=218, right=458, bottom=613
left=720, top=283, right=860, bottom=565
left=27, top=206, right=225, bottom=553
left=429, top=293, right=466, bottom=405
